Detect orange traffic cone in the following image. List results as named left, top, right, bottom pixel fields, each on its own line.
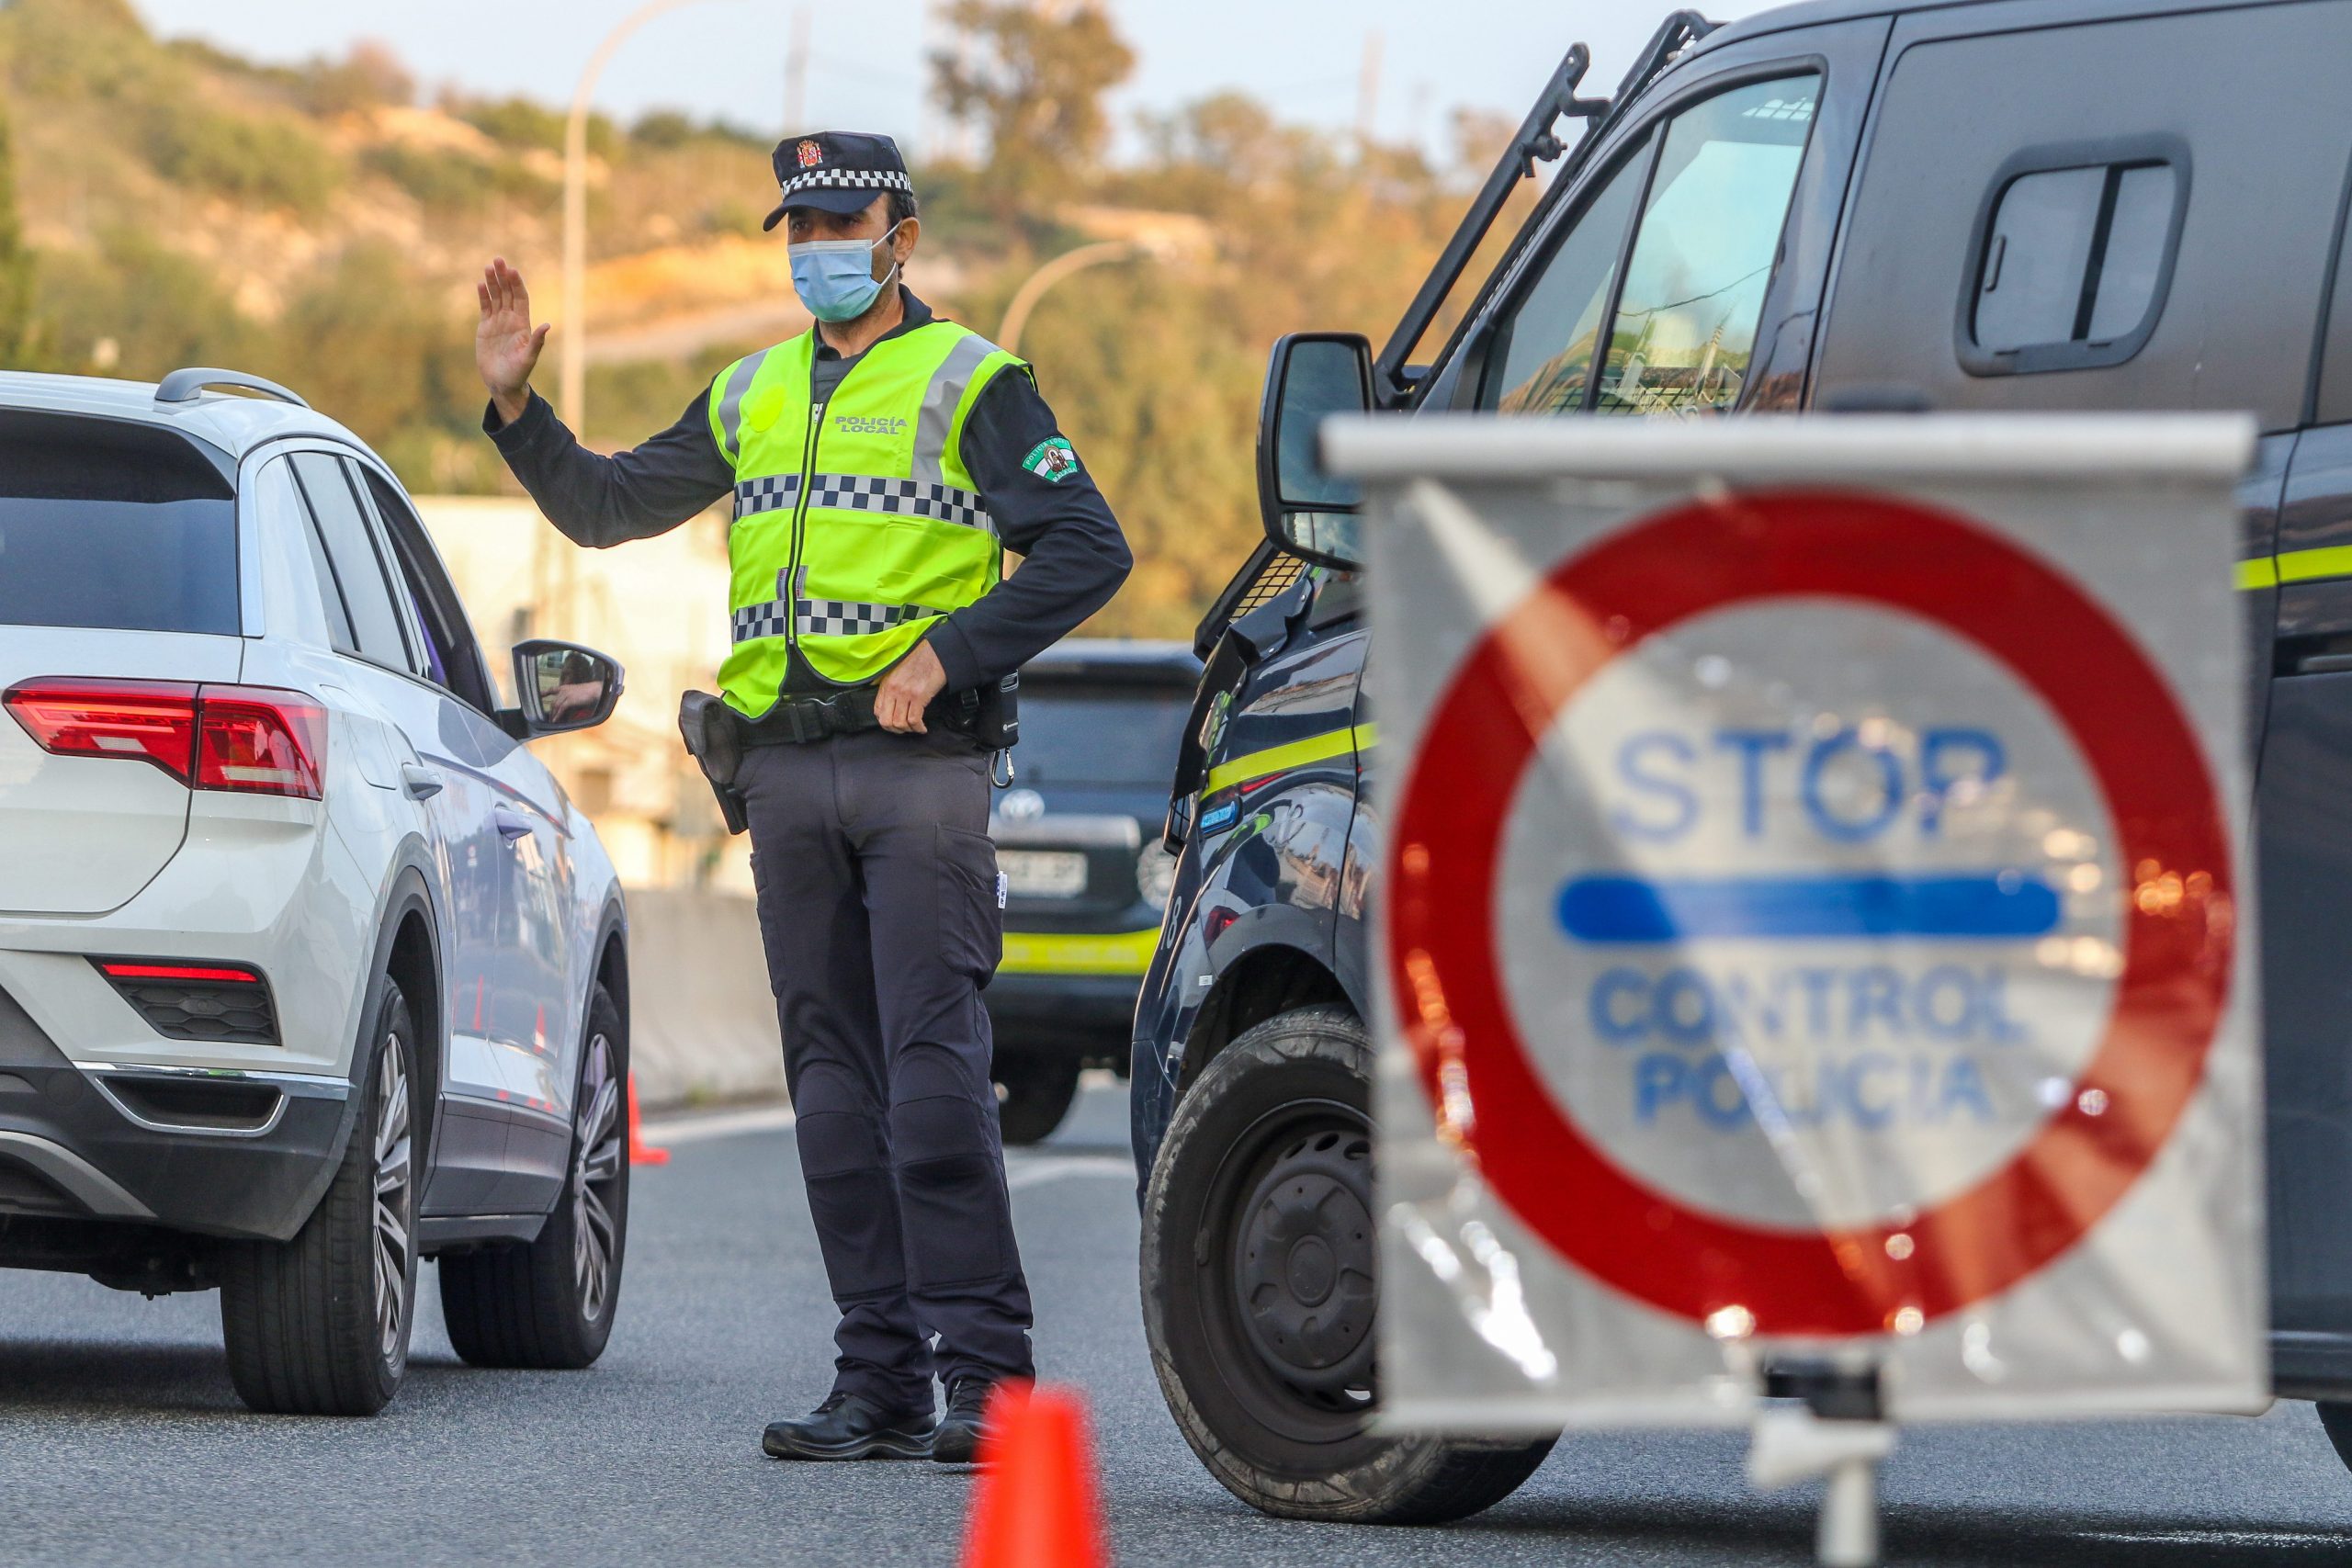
left=961, top=1383, right=1108, bottom=1568
left=626, top=1073, right=670, bottom=1167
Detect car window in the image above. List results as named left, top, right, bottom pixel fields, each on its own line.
left=249, top=457, right=339, bottom=649
left=361, top=469, right=502, bottom=716
left=1481, top=135, right=1654, bottom=415
left=289, top=452, right=414, bottom=673
left=0, top=412, right=238, bottom=635
left=1015, top=684, right=1193, bottom=787
left=1595, top=73, right=1821, bottom=417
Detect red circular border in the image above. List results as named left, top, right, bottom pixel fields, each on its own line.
left=1386, top=490, right=2235, bottom=1336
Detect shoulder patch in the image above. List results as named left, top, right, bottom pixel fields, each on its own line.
left=1022, top=436, right=1081, bottom=484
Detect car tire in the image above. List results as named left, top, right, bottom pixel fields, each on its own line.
left=1140, top=1004, right=1555, bottom=1524
left=994, top=1051, right=1081, bottom=1145
left=220, top=979, right=419, bottom=1416
left=2317, top=1403, right=2352, bottom=1473
left=439, top=983, right=628, bottom=1370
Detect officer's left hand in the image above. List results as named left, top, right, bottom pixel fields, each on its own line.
left=876, top=641, right=947, bottom=734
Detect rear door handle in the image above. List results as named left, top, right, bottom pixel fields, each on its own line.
left=492, top=805, right=535, bottom=843
left=401, top=763, right=445, bottom=800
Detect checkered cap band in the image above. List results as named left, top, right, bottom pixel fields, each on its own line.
left=775, top=166, right=912, bottom=202
left=734, top=474, right=991, bottom=532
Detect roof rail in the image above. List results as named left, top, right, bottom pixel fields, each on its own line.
left=153, top=368, right=310, bottom=410
left=1372, top=10, right=1717, bottom=404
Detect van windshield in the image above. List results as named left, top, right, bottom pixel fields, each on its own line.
left=0, top=413, right=240, bottom=636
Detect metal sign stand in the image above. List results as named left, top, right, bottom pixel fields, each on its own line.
left=1747, top=1365, right=1896, bottom=1567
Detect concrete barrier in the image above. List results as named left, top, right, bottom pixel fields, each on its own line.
left=619, top=888, right=787, bottom=1111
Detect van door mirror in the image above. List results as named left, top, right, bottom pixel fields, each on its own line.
left=509, top=638, right=624, bottom=739
left=1256, top=333, right=1374, bottom=570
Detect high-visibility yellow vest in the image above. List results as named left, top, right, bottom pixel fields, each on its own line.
left=707, top=321, right=1027, bottom=715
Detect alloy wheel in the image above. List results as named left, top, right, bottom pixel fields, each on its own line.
left=372, top=1034, right=413, bottom=1361
left=571, top=1032, right=624, bottom=1324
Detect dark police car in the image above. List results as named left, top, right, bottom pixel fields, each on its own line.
left=985, top=639, right=1197, bottom=1143
left=1133, top=0, right=2352, bottom=1527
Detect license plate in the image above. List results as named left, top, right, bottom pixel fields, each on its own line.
left=999, top=849, right=1088, bottom=898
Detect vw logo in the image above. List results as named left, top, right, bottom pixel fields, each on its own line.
left=999, top=788, right=1046, bottom=823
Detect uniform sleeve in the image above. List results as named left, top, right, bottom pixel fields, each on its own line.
left=484, top=385, right=736, bottom=548
left=925, top=370, right=1133, bottom=693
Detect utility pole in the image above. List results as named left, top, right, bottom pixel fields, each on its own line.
left=783, top=6, right=811, bottom=132
left=1355, top=28, right=1384, bottom=157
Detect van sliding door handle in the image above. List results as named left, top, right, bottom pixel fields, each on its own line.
left=400, top=764, right=444, bottom=800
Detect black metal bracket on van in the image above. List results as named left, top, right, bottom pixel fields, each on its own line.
left=1373, top=10, right=1716, bottom=407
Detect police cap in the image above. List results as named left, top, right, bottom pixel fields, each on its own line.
left=763, top=131, right=913, bottom=231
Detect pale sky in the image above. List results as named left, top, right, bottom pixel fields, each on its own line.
left=130, top=1, right=1779, bottom=164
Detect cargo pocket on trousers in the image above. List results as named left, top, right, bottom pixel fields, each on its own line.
left=937, top=826, right=1002, bottom=986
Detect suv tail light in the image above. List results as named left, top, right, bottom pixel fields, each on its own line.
left=4, top=679, right=327, bottom=800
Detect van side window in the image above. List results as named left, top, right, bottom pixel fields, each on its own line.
left=1967, top=152, right=2184, bottom=372
left=2321, top=184, right=2352, bottom=425
left=1481, top=73, right=1820, bottom=418
left=1596, top=75, right=1819, bottom=416
left=1483, top=139, right=1652, bottom=414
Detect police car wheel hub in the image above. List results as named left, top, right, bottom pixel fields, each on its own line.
left=1231, top=1131, right=1376, bottom=1391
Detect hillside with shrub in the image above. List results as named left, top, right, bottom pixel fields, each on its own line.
left=0, top=0, right=1531, bottom=635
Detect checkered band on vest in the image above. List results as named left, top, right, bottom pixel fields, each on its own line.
left=733, top=474, right=990, bottom=531
left=730, top=594, right=939, bottom=644
left=775, top=167, right=913, bottom=201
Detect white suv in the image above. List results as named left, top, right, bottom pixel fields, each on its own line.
left=0, top=367, right=631, bottom=1415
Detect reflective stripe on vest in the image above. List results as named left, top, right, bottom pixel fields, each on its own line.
left=708, top=321, right=1026, bottom=713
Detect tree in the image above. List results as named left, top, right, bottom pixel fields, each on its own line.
left=0, top=97, right=34, bottom=367
left=932, top=0, right=1135, bottom=212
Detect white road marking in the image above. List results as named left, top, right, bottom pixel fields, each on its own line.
left=1006, top=1155, right=1132, bottom=1190
left=638, top=1104, right=1133, bottom=1192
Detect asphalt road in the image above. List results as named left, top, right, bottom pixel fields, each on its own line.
left=2, top=1075, right=2351, bottom=1566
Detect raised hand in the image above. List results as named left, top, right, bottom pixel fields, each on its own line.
left=476, top=257, right=551, bottom=425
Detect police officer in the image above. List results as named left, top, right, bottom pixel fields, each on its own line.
left=473, top=132, right=1131, bottom=1464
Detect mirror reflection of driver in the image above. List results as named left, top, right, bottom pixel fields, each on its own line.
left=545, top=650, right=602, bottom=723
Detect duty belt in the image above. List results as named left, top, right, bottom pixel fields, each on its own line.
left=741, top=688, right=885, bottom=746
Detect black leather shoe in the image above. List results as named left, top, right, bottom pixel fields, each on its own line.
left=762, top=1392, right=934, bottom=1461
left=933, top=1377, right=1020, bottom=1465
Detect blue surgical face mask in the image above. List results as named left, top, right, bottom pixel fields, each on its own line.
left=788, top=221, right=902, bottom=323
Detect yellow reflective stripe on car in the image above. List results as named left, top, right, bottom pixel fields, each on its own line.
left=2237, top=548, right=2352, bottom=590
left=1203, top=723, right=1379, bottom=795
left=1000, top=928, right=1162, bottom=977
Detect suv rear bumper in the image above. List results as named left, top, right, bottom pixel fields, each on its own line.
left=0, top=984, right=349, bottom=1243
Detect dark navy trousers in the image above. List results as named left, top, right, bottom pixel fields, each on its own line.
left=738, top=727, right=1035, bottom=1412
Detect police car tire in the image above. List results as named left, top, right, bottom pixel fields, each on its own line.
left=439, top=985, right=629, bottom=1371
left=220, top=982, right=416, bottom=1416
left=994, top=1053, right=1081, bottom=1145
left=1140, top=1004, right=1556, bottom=1524
left=2316, top=1403, right=2352, bottom=1475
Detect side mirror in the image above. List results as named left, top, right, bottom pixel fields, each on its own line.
left=507, top=638, right=624, bottom=739
left=1256, top=332, right=1373, bottom=570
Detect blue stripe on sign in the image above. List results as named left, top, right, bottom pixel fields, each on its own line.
left=1555, top=874, right=2063, bottom=943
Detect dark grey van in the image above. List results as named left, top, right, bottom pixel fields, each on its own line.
left=1133, top=0, right=2352, bottom=1527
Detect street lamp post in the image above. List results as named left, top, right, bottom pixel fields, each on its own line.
left=559, top=0, right=735, bottom=433
left=543, top=0, right=736, bottom=638
left=997, top=240, right=1136, bottom=356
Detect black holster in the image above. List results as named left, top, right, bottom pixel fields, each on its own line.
left=942, top=672, right=1020, bottom=750
left=677, top=691, right=749, bottom=836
